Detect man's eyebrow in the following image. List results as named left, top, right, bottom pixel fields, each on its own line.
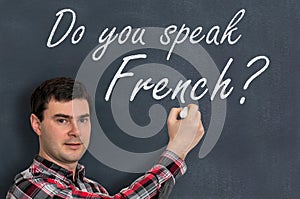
left=53, top=114, right=72, bottom=119
left=52, top=113, right=90, bottom=119
left=79, top=114, right=90, bottom=118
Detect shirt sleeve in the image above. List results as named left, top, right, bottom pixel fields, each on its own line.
left=117, top=150, right=187, bottom=198
left=80, top=150, right=187, bottom=198
left=156, top=150, right=187, bottom=199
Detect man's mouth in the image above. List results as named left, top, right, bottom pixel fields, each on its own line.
left=64, top=143, right=82, bottom=149
left=65, top=143, right=81, bottom=145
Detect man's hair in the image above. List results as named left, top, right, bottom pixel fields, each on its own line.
left=30, top=77, right=92, bottom=121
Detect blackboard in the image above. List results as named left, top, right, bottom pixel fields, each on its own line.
left=1, top=0, right=299, bottom=198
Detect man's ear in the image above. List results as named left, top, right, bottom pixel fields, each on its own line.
left=30, top=113, right=42, bottom=136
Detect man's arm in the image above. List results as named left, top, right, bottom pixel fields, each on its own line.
left=157, top=104, right=205, bottom=198
left=117, top=150, right=186, bottom=198
left=122, top=104, right=204, bottom=198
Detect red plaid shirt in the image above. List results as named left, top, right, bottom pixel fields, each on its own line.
left=7, top=150, right=186, bottom=198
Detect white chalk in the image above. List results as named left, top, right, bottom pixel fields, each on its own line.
left=179, top=106, right=188, bottom=119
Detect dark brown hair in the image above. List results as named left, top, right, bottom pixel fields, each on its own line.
left=30, top=77, right=92, bottom=121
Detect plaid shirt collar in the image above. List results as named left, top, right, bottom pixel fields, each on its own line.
left=31, top=155, right=86, bottom=183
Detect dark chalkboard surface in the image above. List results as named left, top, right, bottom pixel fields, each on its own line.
left=1, top=1, right=299, bottom=198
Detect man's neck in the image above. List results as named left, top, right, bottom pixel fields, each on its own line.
left=38, top=152, right=78, bottom=181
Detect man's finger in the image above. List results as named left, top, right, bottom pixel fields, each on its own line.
left=167, top=107, right=182, bottom=123
left=187, top=104, right=199, bottom=118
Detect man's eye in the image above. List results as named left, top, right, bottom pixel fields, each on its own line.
left=57, top=119, right=68, bottom=124
left=79, top=118, right=89, bottom=123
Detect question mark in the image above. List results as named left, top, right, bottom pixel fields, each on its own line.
left=240, top=55, right=270, bottom=104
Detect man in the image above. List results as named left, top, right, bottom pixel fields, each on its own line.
left=7, top=77, right=204, bottom=198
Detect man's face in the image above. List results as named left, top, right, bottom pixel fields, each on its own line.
left=36, top=98, right=91, bottom=166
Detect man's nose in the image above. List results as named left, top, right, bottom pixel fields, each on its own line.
left=68, top=121, right=80, bottom=137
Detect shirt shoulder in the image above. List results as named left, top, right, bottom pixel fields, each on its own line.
left=6, top=168, right=70, bottom=199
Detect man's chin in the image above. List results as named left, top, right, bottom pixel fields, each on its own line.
left=62, top=152, right=85, bottom=163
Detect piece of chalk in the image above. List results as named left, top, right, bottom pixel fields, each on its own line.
left=179, top=107, right=188, bottom=119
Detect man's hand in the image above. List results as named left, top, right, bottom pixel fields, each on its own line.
left=166, top=104, right=205, bottom=160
